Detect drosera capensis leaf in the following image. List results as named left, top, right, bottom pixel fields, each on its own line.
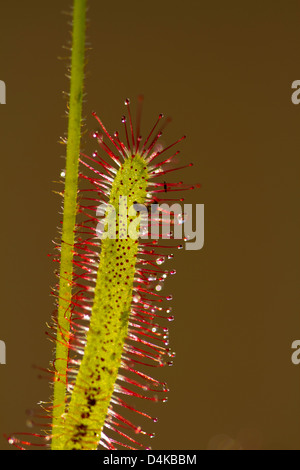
left=7, top=97, right=198, bottom=450
left=51, top=98, right=195, bottom=450
left=55, top=154, right=149, bottom=450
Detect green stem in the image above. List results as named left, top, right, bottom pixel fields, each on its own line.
left=51, top=0, right=86, bottom=449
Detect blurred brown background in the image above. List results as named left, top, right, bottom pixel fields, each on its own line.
left=1, top=0, right=300, bottom=450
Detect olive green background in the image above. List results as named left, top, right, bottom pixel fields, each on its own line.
left=1, top=0, right=300, bottom=450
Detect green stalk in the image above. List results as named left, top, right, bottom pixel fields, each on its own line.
left=51, top=0, right=86, bottom=449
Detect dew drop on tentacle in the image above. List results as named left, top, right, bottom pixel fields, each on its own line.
left=177, top=213, right=184, bottom=225
left=133, top=293, right=141, bottom=303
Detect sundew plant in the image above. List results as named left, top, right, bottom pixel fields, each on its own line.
left=8, top=0, right=198, bottom=450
